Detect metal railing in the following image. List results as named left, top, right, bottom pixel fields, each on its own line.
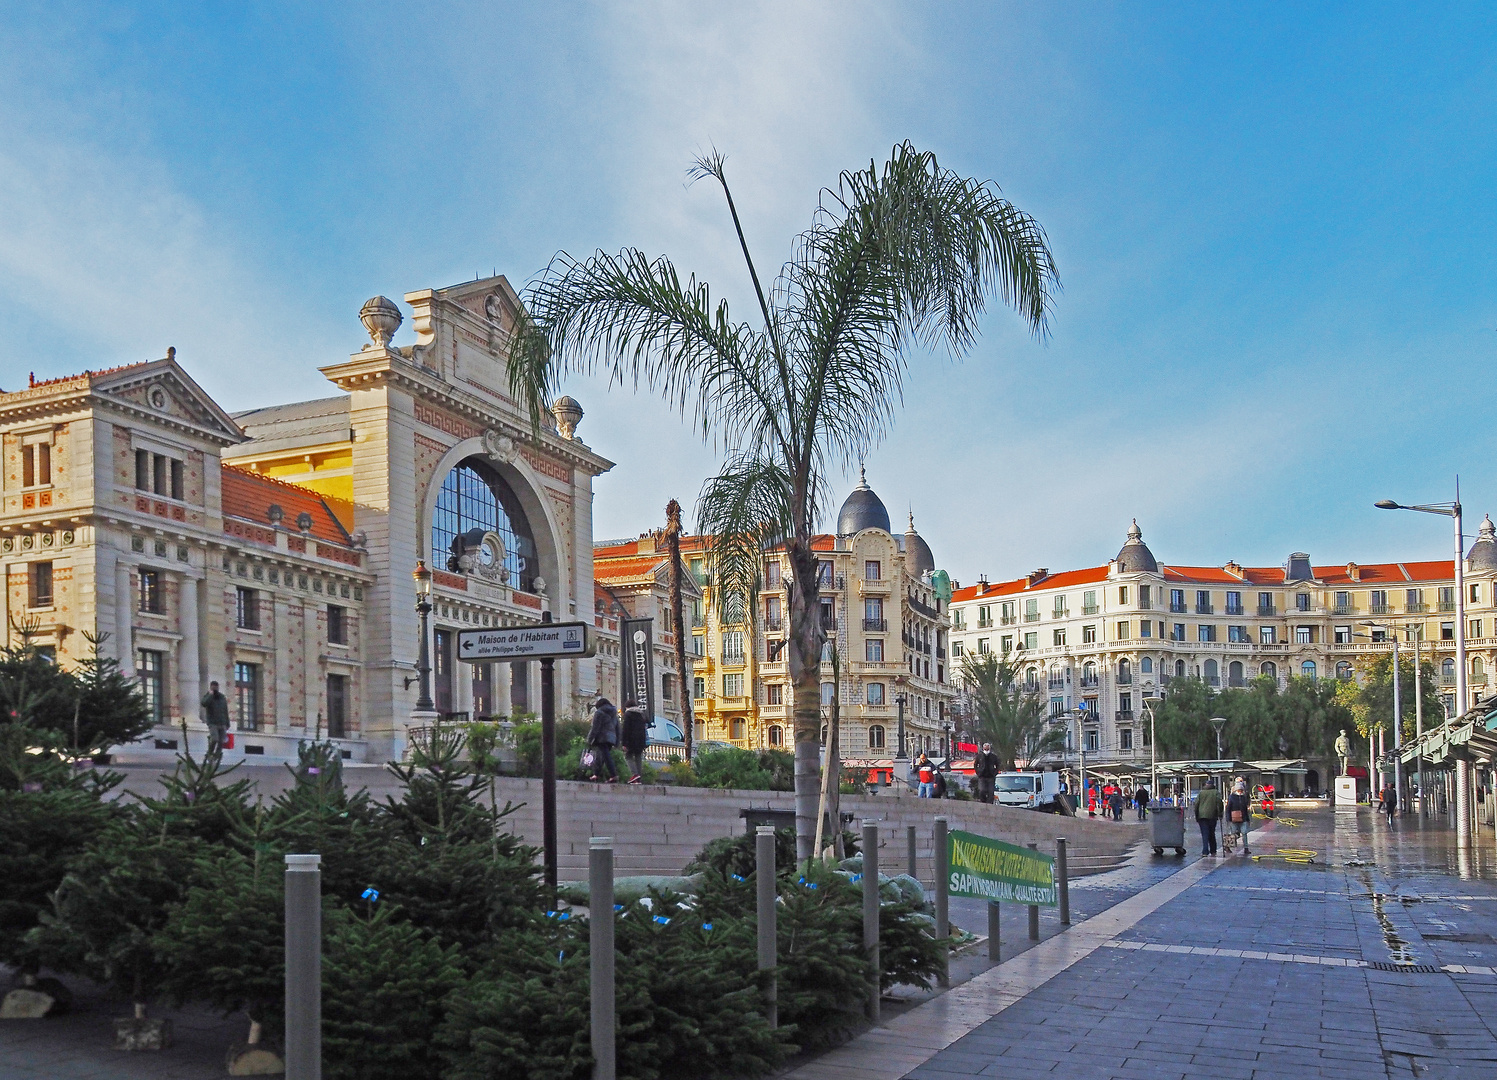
left=765, top=617, right=782, bottom=632
left=1370, top=603, right=1390, bottom=615
left=1169, top=603, right=1187, bottom=613
left=1052, top=607, right=1069, bottom=619
left=1439, top=600, right=1457, bottom=612
left=1196, top=603, right=1213, bottom=614
left=1407, top=602, right=1429, bottom=613
left=1225, top=605, right=1244, bottom=616
left=1082, top=605, right=1099, bottom=615
left=863, top=618, right=887, bottom=631
left=1258, top=604, right=1276, bottom=616
left=1024, top=612, right=1041, bottom=622
left=1001, top=615, right=1017, bottom=625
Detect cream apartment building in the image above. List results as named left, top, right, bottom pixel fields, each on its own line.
left=948, top=520, right=1497, bottom=768
left=595, top=472, right=958, bottom=757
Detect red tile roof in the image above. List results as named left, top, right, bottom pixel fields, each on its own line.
left=220, top=465, right=353, bottom=548
left=595, top=554, right=668, bottom=584
left=952, top=557, right=1459, bottom=601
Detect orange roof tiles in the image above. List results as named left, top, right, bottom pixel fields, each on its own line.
left=595, top=555, right=668, bottom=583
left=951, top=565, right=1109, bottom=604
left=220, top=465, right=353, bottom=548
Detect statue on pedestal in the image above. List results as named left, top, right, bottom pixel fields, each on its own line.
left=1334, top=728, right=1352, bottom=775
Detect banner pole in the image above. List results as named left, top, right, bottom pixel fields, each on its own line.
left=935, top=816, right=949, bottom=987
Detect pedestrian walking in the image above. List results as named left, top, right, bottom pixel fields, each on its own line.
left=201, top=680, right=231, bottom=754
left=1134, top=784, right=1150, bottom=821
left=620, top=697, right=649, bottom=784
left=1381, top=780, right=1398, bottom=825
left=1109, top=788, right=1125, bottom=821
left=916, top=754, right=936, bottom=798
left=1225, top=777, right=1252, bottom=856
left=932, top=768, right=948, bottom=799
left=974, top=743, right=1000, bottom=804
left=1087, top=783, right=1098, bottom=818
left=1194, top=777, right=1223, bottom=857
left=587, top=696, right=619, bottom=782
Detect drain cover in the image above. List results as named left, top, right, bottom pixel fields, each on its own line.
left=1366, top=961, right=1443, bottom=973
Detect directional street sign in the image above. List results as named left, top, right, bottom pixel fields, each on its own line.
left=456, top=621, right=595, bottom=661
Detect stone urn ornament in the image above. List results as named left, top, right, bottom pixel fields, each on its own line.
left=359, top=295, right=403, bottom=349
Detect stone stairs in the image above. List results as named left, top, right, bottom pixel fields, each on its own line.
left=111, top=764, right=1142, bottom=884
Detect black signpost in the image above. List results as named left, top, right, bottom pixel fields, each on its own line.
left=457, top=614, right=594, bottom=905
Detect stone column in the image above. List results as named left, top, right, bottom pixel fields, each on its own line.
left=179, top=571, right=200, bottom=723
left=115, top=556, right=134, bottom=677
left=274, top=593, right=292, bottom=735
left=304, top=601, right=321, bottom=736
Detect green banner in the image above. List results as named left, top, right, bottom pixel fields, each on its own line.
left=947, top=829, right=1057, bottom=906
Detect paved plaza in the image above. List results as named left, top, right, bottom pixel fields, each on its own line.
left=795, top=807, right=1497, bottom=1080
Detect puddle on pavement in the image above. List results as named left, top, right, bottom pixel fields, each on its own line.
left=1365, top=883, right=1418, bottom=964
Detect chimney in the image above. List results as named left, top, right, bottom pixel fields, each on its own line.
left=1026, top=568, right=1049, bottom=588
left=1346, top=562, right=1360, bottom=581
left=1224, top=561, right=1245, bottom=580
left=977, top=574, right=989, bottom=595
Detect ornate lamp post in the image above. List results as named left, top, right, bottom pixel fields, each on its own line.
left=413, top=561, right=434, bottom=712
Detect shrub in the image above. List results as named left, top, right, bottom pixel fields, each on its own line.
left=691, top=748, right=794, bottom=791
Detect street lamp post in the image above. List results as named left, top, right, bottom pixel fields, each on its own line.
left=1208, top=716, right=1228, bottom=761
left=1361, top=621, right=1404, bottom=810
left=1070, top=706, right=1089, bottom=814
left=1141, top=700, right=1158, bottom=806
left=895, top=691, right=907, bottom=761
left=943, top=721, right=952, bottom=762
left=413, top=561, right=434, bottom=712
left=1377, top=488, right=1466, bottom=824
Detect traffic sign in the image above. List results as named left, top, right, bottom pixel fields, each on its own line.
left=457, top=621, right=594, bottom=661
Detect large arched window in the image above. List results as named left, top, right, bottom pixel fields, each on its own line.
left=1260, top=661, right=1277, bottom=679
left=1442, top=657, right=1456, bottom=682
left=1203, top=659, right=1219, bottom=685
left=1301, top=660, right=1317, bottom=680
left=1141, top=657, right=1153, bottom=674
left=1176, top=659, right=1186, bottom=678
left=432, top=460, right=538, bottom=591
left=1228, top=660, right=1243, bottom=685
left=868, top=724, right=886, bottom=749
left=1335, top=661, right=1353, bottom=680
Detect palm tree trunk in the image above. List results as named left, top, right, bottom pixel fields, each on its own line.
left=785, top=542, right=824, bottom=860
left=665, top=501, right=694, bottom=760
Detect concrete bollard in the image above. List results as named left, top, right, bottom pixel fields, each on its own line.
left=935, top=816, right=949, bottom=987
left=755, top=826, right=777, bottom=1029
left=862, top=820, right=880, bottom=1022
left=1056, top=837, right=1070, bottom=926
left=590, top=837, right=615, bottom=1080
left=987, top=901, right=1000, bottom=962
left=1027, top=842, right=1040, bottom=941
left=284, top=854, right=321, bottom=1080
left=907, top=823, right=917, bottom=879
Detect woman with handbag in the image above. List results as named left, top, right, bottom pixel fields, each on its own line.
left=1226, top=777, right=1252, bottom=857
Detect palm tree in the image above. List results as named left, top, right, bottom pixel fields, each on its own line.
left=960, top=652, right=1065, bottom=771
left=509, top=142, right=1058, bottom=858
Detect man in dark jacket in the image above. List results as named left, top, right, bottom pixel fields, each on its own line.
left=974, top=743, right=1001, bottom=804
left=1195, top=777, right=1223, bottom=856
left=619, top=698, right=649, bottom=783
left=1134, top=784, right=1150, bottom=821
left=202, top=681, right=231, bottom=754
left=588, top=697, right=619, bottom=782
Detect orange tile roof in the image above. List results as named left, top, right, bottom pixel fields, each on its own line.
left=1161, top=566, right=1244, bottom=584
left=595, top=554, right=668, bottom=583
left=951, top=565, right=1109, bottom=603
left=220, top=465, right=353, bottom=548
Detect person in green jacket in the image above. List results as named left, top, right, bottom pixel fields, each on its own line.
left=1194, top=777, right=1223, bottom=857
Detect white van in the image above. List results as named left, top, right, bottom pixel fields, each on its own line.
left=994, top=771, right=1064, bottom=811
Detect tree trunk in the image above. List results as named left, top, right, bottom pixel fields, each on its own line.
left=665, top=501, right=694, bottom=761
left=785, top=541, right=824, bottom=861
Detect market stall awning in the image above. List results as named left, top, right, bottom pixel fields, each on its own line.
left=1153, top=759, right=1252, bottom=775
left=1245, top=758, right=1308, bottom=775
left=1399, top=700, right=1497, bottom=768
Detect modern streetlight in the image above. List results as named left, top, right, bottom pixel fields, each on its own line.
left=1067, top=705, right=1090, bottom=813
left=1377, top=487, right=1467, bottom=826
left=1361, top=621, right=1404, bottom=810
left=412, top=560, right=434, bottom=712
left=1141, top=699, right=1158, bottom=806
left=1208, top=716, right=1228, bottom=760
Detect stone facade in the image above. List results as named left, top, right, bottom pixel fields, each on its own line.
left=1, top=275, right=613, bottom=763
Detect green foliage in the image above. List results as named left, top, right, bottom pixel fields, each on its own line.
left=685, top=827, right=798, bottom=878
left=0, top=632, right=152, bottom=759
left=511, top=717, right=589, bottom=778
left=1153, top=674, right=1357, bottom=763
left=1350, top=653, right=1444, bottom=741
left=322, top=907, right=466, bottom=1080
left=960, top=651, right=1063, bottom=770
left=155, top=848, right=285, bottom=1039
left=0, top=784, right=118, bottom=972
left=690, top=747, right=795, bottom=790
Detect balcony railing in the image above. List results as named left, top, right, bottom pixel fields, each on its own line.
left=1052, top=608, right=1069, bottom=620
left=1370, top=603, right=1390, bottom=615
left=1407, top=602, right=1429, bottom=613
left=692, top=614, right=706, bottom=628
left=1001, top=615, right=1017, bottom=625
left=1333, top=605, right=1355, bottom=616
left=1082, top=605, right=1099, bottom=615
left=1225, top=605, right=1244, bottom=616
left=1116, top=673, right=1133, bottom=685
left=721, top=651, right=746, bottom=665
left=977, top=618, right=993, bottom=628
left=1080, top=676, right=1099, bottom=688
left=1024, top=612, right=1041, bottom=622
left=1196, top=604, right=1214, bottom=615
left=863, top=618, right=887, bottom=631
left=1204, top=676, right=1220, bottom=687
left=936, top=647, right=946, bottom=659
left=1439, top=600, right=1457, bottom=612
left=1048, top=678, right=1066, bottom=690
left=1440, top=674, right=1457, bottom=686
left=1257, top=604, right=1276, bottom=616
left=1116, top=711, right=1134, bottom=724
left=765, top=617, right=782, bottom=632
left=1169, top=603, right=1187, bottom=613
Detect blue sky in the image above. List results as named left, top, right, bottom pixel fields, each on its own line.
left=3, top=3, right=1494, bottom=584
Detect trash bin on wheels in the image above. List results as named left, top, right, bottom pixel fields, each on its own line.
left=1150, top=802, right=1186, bottom=856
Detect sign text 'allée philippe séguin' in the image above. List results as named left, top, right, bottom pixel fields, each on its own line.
left=456, top=622, right=595, bottom=661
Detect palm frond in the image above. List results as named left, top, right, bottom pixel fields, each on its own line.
left=506, top=249, right=790, bottom=456
left=694, top=454, right=797, bottom=621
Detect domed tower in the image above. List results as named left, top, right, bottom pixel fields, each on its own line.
left=1469, top=515, right=1497, bottom=572
left=904, top=511, right=935, bottom=578
left=1115, top=519, right=1158, bottom=573
left=837, top=467, right=891, bottom=535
